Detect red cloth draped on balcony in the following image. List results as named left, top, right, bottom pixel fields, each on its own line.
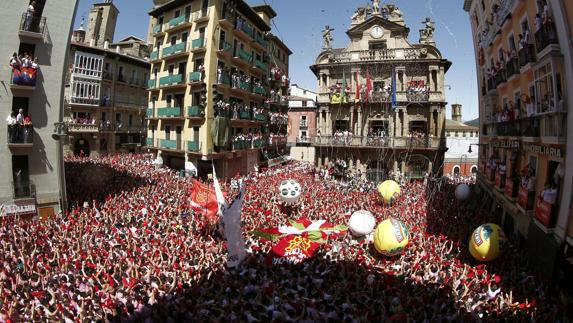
left=189, top=180, right=219, bottom=223
left=12, top=67, right=37, bottom=86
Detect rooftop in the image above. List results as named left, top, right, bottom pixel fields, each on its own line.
left=445, top=119, right=479, bottom=131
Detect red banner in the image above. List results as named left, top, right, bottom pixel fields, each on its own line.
left=189, top=180, right=219, bottom=223
left=505, top=178, right=514, bottom=197
left=535, top=199, right=553, bottom=227
left=518, top=186, right=528, bottom=209
left=495, top=172, right=501, bottom=188
left=267, top=235, right=320, bottom=266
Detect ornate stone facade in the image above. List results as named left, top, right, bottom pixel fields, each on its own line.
left=310, top=2, right=451, bottom=180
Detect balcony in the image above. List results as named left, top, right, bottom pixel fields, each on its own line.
left=153, top=24, right=163, bottom=35
left=158, top=74, right=185, bottom=88
left=217, top=41, right=233, bottom=57
left=216, top=73, right=231, bottom=87
left=254, top=59, right=267, bottom=72
left=535, top=198, right=556, bottom=228
left=255, top=34, right=268, bottom=49
left=484, top=117, right=540, bottom=138
left=518, top=44, right=536, bottom=68
left=188, top=71, right=203, bottom=83
left=187, top=106, right=204, bottom=118
left=146, top=138, right=154, bottom=147
left=505, top=57, right=519, bottom=79
left=237, top=48, right=253, bottom=64
left=162, top=42, right=187, bottom=59
left=157, top=107, right=182, bottom=118
left=494, top=0, right=516, bottom=27
left=312, top=136, right=440, bottom=149
left=535, top=23, right=559, bottom=55
left=254, top=113, right=268, bottom=122
left=166, top=15, right=191, bottom=33
left=540, top=111, right=567, bottom=144
left=66, top=123, right=99, bottom=133
left=148, top=79, right=157, bottom=89
left=253, top=86, right=267, bottom=97
left=150, top=51, right=159, bottom=61
left=193, top=8, right=210, bottom=23
left=233, top=139, right=251, bottom=150
left=235, top=21, right=254, bottom=41
left=187, top=140, right=201, bottom=152
left=160, top=139, right=181, bottom=150
left=330, top=48, right=428, bottom=63
left=146, top=108, right=154, bottom=118
left=190, top=38, right=206, bottom=53
left=18, top=12, right=46, bottom=40
left=299, top=121, right=308, bottom=129
left=239, top=111, right=252, bottom=120
left=7, top=125, right=34, bottom=150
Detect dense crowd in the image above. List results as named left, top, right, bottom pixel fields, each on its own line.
left=0, top=154, right=569, bottom=322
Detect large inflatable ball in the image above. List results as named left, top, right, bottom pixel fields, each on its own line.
left=377, top=180, right=401, bottom=204
left=455, top=184, right=471, bottom=201
left=348, top=210, right=376, bottom=237
left=469, top=223, right=507, bottom=262
left=278, top=179, right=302, bottom=204
left=373, top=218, right=410, bottom=256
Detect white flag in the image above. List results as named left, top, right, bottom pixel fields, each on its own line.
left=222, top=186, right=247, bottom=268
left=212, top=165, right=227, bottom=216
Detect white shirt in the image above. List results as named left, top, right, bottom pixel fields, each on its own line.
left=542, top=188, right=558, bottom=204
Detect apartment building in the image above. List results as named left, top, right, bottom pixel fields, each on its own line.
left=0, top=0, right=78, bottom=218
left=288, top=84, right=317, bottom=164
left=63, top=1, right=151, bottom=156
left=146, top=0, right=289, bottom=177
left=464, top=0, right=573, bottom=297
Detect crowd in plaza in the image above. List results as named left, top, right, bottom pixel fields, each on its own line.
left=0, top=154, right=569, bottom=322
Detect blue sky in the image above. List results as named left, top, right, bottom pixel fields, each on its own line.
left=74, top=0, right=478, bottom=121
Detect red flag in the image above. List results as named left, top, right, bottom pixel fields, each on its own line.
left=355, top=71, right=361, bottom=102
left=189, top=180, right=219, bottom=223
left=266, top=235, right=320, bottom=266
left=365, top=69, right=373, bottom=102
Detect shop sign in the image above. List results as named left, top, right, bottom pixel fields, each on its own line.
left=523, top=144, right=563, bottom=158
left=517, top=186, right=528, bottom=209
left=491, top=140, right=520, bottom=149
left=535, top=199, right=553, bottom=227
left=3, top=203, right=36, bottom=216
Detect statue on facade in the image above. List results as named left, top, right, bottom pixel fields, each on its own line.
left=386, top=4, right=403, bottom=21
left=372, top=0, right=381, bottom=15
left=423, top=18, right=435, bottom=38
left=419, top=18, right=436, bottom=44
left=351, top=7, right=367, bottom=24
left=322, top=25, right=334, bottom=50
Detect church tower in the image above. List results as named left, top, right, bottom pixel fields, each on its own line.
left=86, top=0, right=119, bottom=47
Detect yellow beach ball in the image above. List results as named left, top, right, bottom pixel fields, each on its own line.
left=373, top=218, right=410, bottom=256
left=377, top=180, right=401, bottom=204
left=469, top=223, right=507, bottom=262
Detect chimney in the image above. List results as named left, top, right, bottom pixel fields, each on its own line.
left=451, top=104, right=462, bottom=122
left=104, top=40, right=110, bottom=49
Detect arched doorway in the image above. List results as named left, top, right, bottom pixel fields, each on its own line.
left=453, top=166, right=461, bottom=176
left=74, top=138, right=90, bottom=156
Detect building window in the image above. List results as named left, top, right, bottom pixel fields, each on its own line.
left=471, top=166, right=478, bottom=174
left=535, top=62, right=555, bottom=112
left=453, top=166, right=460, bottom=175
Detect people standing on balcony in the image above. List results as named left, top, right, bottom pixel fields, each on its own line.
left=541, top=3, right=552, bottom=25
left=16, top=109, right=24, bottom=125
left=535, top=14, right=543, bottom=31
left=540, top=182, right=558, bottom=205
left=24, top=1, right=37, bottom=32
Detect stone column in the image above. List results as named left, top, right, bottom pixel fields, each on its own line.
left=324, top=156, right=329, bottom=167
left=350, top=107, right=355, bottom=134
left=400, top=161, right=406, bottom=174
left=317, top=156, right=322, bottom=168
left=357, top=107, right=363, bottom=137
left=428, top=161, right=433, bottom=174
left=393, top=160, right=398, bottom=173
left=326, top=110, right=332, bottom=135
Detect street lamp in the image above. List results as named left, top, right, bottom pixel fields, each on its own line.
left=468, top=143, right=488, bottom=154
